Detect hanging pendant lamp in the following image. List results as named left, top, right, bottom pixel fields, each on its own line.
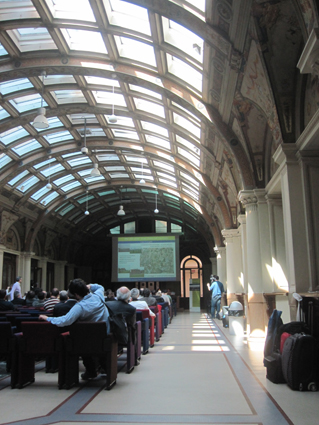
left=33, top=71, right=49, bottom=129
left=81, top=117, right=89, bottom=154
left=139, top=160, right=145, bottom=184
left=108, top=84, right=117, bottom=123
left=46, top=158, right=52, bottom=190
left=117, top=186, right=125, bottom=216
left=84, top=190, right=90, bottom=215
left=154, top=192, right=159, bottom=214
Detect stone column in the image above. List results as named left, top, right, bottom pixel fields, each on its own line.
left=19, top=252, right=34, bottom=295
left=239, top=191, right=268, bottom=337
left=209, top=257, right=217, bottom=276
left=213, top=246, right=227, bottom=286
left=0, top=245, right=6, bottom=288
left=55, top=261, right=67, bottom=290
left=38, top=257, right=48, bottom=290
left=221, top=229, right=243, bottom=306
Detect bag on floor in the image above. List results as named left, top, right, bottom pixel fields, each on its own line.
left=280, top=332, right=291, bottom=354
left=264, top=352, right=286, bottom=384
left=281, top=333, right=318, bottom=391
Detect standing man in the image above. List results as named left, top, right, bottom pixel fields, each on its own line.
left=207, top=274, right=224, bottom=319
left=10, top=276, right=22, bottom=300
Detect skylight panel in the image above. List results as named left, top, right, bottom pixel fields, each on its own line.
left=53, top=175, right=74, bottom=186
left=177, top=147, right=200, bottom=167
left=0, top=126, right=29, bottom=145
left=0, top=154, right=12, bottom=168
left=173, top=113, right=201, bottom=139
left=176, top=135, right=200, bottom=155
left=46, top=0, right=95, bottom=21
left=12, top=139, right=42, bottom=156
left=103, top=115, right=134, bottom=127
left=0, top=42, right=8, bottom=56
left=37, top=117, right=63, bottom=132
left=0, top=106, right=10, bottom=120
left=96, top=153, right=120, bottom=161
left=112, top=129, right=139, bottom=140
left=7, top=170, right=29, bottom=186
left=77, top=169, right=93, bottom=177
left=62, top=152, right=81, bottom=159
left=67, top=157, right=92, bottom=167
left=172, top=101, right=201, bottom=122
left=105, top=166, right=126, bottom=172
left=108, top=172, right=130, bottom=179
left=157, top=172, right=176, bottom=182
left=159, top=178, right=177, bottom=188
left=8, top=27, right=56, bottom=52
left=53, top=90, right=87, bottom=104
left=114, top=36, right=156, bottom=67
left=0, top=78, right=33, bottom=95
left=145, top=135, right=170, bottom=150
left=94, top=91, right=126, bottom=108
left=68, top=114, right=98, bottom=125
left=180, top=171, right=199, bottom=187
left=85, top=76, right=120, bottom=87
left=17, top=175, right=40, bottom=192
left=182, top=184, right=199, bottom=201
left=129, top=85, right=162, bottom=100
left=153, top=160, right=175, bottom=173
left=76, top=194, right=95, bottom=204
left=44, top=130, right=72, bottom=144
left=109, top=0, right=151, bottom=35
left=134, top=99, right=165, bottom=118
left=41, top=163, right=64, bottom=177
left=168, top=0, right=205, bottom=20
left=141, top=121, right=168, bottom=137
left=167, top=54, right=203, bottom=92
left=98, top=190, right=115, bottom=196
left=44, top=75, right=76, bottom=85
left=40, top=191, right=59, bottom=206
left=83, top=175, right=105, bottom=183
left=33, top=157, right=55, bottom=169
left=163, top=17, right=204, bottom=63
left=59, top=204, right=76, bottom=216
left=0, top=1, right=39, bottom=21
left=61, top=29, right=107, bottom=54
left=31, top=186, right=51, bottom=201
left=61, top=181, right=82, bottom=192
left=9, top=93, right=44, bottom=113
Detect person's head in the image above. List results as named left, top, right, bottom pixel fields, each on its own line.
left=14, top=290, right=21, bottom=299
left=26, top=290, right=35, bottom=300
left=117, top=286, right=131, bottom=302
left=210, top=274, right=215, bottom=282
left=59, top=290, right=68, bottom=302
left=0, top=289, right=6, bottom=300
left=130, top=288, right=139, bottom=300
left=34, top=287, right=42, bottom=296
left=213, top=275, right=219, bottom=281
left=38, top=291, right=45, bottom=300
left=105, top=289, right=114, bottom=298
left=51, top=288, right=60, bottom=298
left=156, top=290, right=162, bottom=296
left=143, top=288, right=150, bottom=297
left=68, top=278, right=89, bottom=299
left=16, top=276, right=22, bottom=283
left=162, top=289, right=168, bottom=294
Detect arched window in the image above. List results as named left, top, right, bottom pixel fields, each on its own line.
left=180, top=255, right=203, bottom=298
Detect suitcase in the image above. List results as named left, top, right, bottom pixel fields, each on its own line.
left=281, top=333, right=318, bottom=391
left=264, top=352, right=286, bottom=384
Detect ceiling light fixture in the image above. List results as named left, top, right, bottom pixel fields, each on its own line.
left=81, top=117, right=89, bottom=154
left=108, top=84, right=117, bottom=124
left=139, top=159, right=145, bottom=184
left=117, top=186, right=125, bottom=216
left=90, top=163, right=101, bottom=177
left=84, top=189, right=90, bottom=215
left=154, top=192, right=159, bottom=214
left=46, top=156, right=52, bottom=190
left=32, top=71, right=49, bottom=129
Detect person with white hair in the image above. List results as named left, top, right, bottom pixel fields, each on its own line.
left=129, top=288, right=155, bottom=316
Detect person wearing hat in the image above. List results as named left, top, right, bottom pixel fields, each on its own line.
left=207, top=274, right=224, bottom=319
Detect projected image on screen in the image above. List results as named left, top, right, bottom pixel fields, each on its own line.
left=112, top=235, right=179, bottom=282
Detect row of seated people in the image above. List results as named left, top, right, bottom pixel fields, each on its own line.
left=0, top=281, right=173, bottom=391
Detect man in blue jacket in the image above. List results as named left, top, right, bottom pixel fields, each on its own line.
left=207, top=275, right=224, bottom=319
left=39, top=278, right=110, bottom=380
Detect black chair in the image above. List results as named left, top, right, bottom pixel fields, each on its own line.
left=0, top=322, right=17, bottom=374
left=63, top=321, right=118, bottom=390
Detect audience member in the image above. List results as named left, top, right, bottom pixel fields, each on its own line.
left=32, top=291, right=45, bottom=307
left=0, top=289, right=15, bottom=311
left=39, top=279, right=110, bottom=380
left=10, top=276, right=22, bottom=300
left=25, top=290, right=36, bottom=306
left=153, top=290, right=165, bottom=303
left=53, top=290, right=77, bottom=317
left=140, top=288, right=157, bottom=306
left=43, top=288, right=60, bottom=312
left=129, top=288, right=155, bottom=317
left=11, top=290, right=26, bottom=306
left=162, top=289, right=172, bottom=305
left=105, top=289, right=116, bottom=301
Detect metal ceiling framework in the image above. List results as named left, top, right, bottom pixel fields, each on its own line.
left=0, top=0, right=256, bottom=254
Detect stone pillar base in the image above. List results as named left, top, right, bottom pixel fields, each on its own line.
left=247, top=293, right=268, bottom=338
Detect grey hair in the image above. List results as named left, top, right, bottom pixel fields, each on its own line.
left=130, top=288, right=139, bottom=299
left=117, top=286, right=131, bottom=301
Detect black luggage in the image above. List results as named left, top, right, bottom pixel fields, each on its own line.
left=281, top=333, right=318, bottom=391
left=274, top=321, right=310, bottom=352
left=264, top=352, right=286, bottom=384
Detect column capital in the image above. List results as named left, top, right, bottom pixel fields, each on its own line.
left=20, top=251, right=35, bottom=258
left=214, top=246, right=226, bottom=255
left=273, top=143, right=298, bottom=167
left=237, top=214, right=246, bottom=225
left=221, top=228, right=241, bottom=243
left=238, top=190, right=257, bottom=207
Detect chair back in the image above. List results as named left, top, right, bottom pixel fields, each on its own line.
left=67, top=321, right=108, bottom=354
left=0, top=322, right=14, bottom=353
left=20, top=322, right=61, bottom=354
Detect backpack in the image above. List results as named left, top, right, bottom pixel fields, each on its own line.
left=105, top=303, right=128, bottom=345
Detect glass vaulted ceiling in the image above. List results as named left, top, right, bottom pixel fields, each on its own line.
left=0, top=0, right=216, bottom=234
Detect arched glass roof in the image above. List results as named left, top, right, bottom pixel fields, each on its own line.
left=0, top=0, right=251, bottom=249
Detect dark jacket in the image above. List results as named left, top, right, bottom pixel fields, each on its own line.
left=53, top=299, right=77, bottom=317
left=0, top=299, right=15, bottom=311
left=140, top=296, right=157, bottom=306
left=105, top=300, right=136, bottom=342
